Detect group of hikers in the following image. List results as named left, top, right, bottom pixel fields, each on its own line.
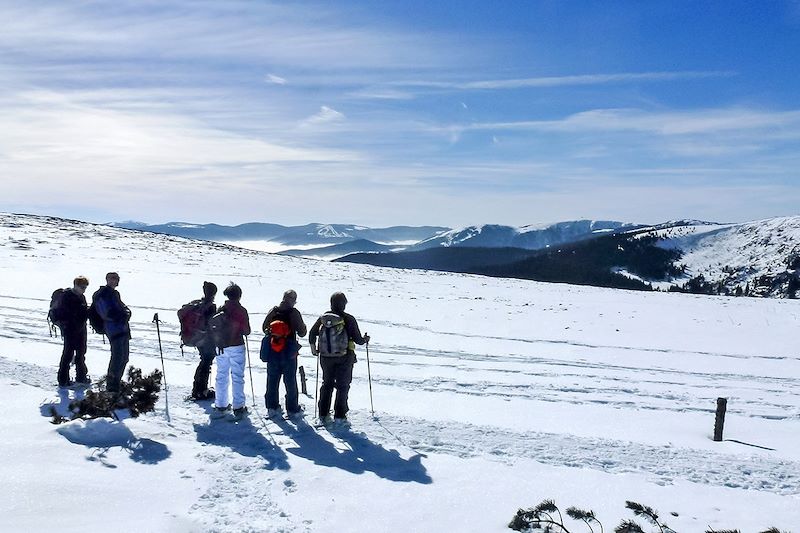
left=48, top=272, right=370, bottom=424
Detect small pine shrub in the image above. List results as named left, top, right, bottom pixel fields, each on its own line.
left=52, top=366, right=162, bottom=423
left=509, top=499, right=791, bottom=533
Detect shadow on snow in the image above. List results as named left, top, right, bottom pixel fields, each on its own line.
left=278, top=418, right=432, bottom=484
left=55, top=417, right=171, bottom=468
left=193, top=405, right=290, bottom=472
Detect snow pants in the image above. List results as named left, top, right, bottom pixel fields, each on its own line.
left=318, top=352, right=355, bottom=419
left=192, top=342, right=217, bottom=397
left=58, top=328, right=88, bottom=386
left=106, top=334, right=130, bottom=393
left=265, top=355, right=299, bottom=413
left=215, top=344, right=246, bottom=410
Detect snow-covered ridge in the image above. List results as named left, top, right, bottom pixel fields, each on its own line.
left=636, top=216, right=800, bottom=295
left=411, top=219, right=642, bottom=250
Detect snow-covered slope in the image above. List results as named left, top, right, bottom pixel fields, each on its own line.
left=635, top=216, right=800, bottom=295
left=411, top=220, right=641, bottom=250
left=1, top=213, right=799, bottom=531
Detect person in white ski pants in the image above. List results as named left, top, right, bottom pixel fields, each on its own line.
left=215, top=344, right=246, bottom=409
left=212, top=283, right=251, bottom=414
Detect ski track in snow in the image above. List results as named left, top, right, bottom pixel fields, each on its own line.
left=6, top=351, right=800, bottom=501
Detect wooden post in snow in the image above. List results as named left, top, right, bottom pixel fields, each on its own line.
left=299, top=365, right=308, bottom=395
left=713, top=397, right=727, bottom=442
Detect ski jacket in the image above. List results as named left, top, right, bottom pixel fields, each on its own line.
left=218, top=300, right=251, bottom=348
left=308, top=310, right=366, bottom=355
left=262, top=302, right=307, bottom=340
left=91, top=285, right=131, bottom=340
left=60, top=289, right=88, bottom=335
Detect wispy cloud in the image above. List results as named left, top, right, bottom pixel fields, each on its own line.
left=265, top=74, right=288, bottom=85
left=459, top=107, right=800, bottom=135
left=301, top=106, right=346, bottom=128
left=388, top=70, right=736, bottom=91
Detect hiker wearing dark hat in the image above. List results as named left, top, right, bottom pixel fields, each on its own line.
left=262, top=289, right=307, bottom=418
left=56, top=276, right=91, bottom=387
left=189, top=281, right=218, bottom=400
left=91, top=272, right=131, bottom=393
left=309, top=291, right=370, bottom=423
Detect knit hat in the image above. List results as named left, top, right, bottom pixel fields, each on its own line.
left=203, top=281, right=218, bottom=298
left=282, top=289, right=297, bottom=305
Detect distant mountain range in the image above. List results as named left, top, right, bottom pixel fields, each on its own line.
left=337, top=217, right=800, bottom=298
left=110, top=219, right=641, bottom=256
left=109, top=221, right=448, bottom=247
left=110, top=216, right=800, bottom=297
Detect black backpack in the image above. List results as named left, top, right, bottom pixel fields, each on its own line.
left=208, top=309, right=232, bottom=349
left=47, top=288, right=68, bottom=329
left=87, top=301, right=105, bottom=335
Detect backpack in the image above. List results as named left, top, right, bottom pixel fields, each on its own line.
left=316, top=312, right=349, bottom=356
left=177, top=299, right=207, bottom=347
left=208, top=309, right=232, bottom=349
left=269, top=320, right=291, bottom=353
left=259, top=320, right=299, bottom=362
left=48, top=288, right=68, bottom=329
left=87, top=302, right=105, bottom=334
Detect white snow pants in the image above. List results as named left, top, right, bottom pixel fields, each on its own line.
left=214, top=344, right=246, bottom=410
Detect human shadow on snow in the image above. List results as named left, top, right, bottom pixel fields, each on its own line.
left=193, top=406, right=290, bottom=472
left=56, top=417, right=171, bottom=468
left=279, top=418, right=432, bottom=484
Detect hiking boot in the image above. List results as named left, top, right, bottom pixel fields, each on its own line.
left=318, top=414, right=332, bottom=425
left=191, top=389, right=215, bottom=401
left=232, top=406, right=248, bottom=418
left=58, top=380, right=74, bottom=389
left=211, top=404, right=231, bottom=418
left=286, top=405, right=305, bottom=420
left=266, top=407, right=283, bottom=419
left=333, top=417, right=350, bottom=428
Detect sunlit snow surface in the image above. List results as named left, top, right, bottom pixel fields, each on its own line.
left=1, top=213, right=798, bottom=532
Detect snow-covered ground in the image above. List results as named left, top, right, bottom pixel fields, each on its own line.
left=1, top=213, right=799, bottom=532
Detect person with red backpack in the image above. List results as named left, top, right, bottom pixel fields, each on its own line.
left=309, top=292, right=369, bottom=424
left=53, top=276, right=91, bottom=387
left=261, top=289, right=307, bottom=418
left=179, top=281, right=218, bottom=401
left=212, top=283, right=251, bottom=418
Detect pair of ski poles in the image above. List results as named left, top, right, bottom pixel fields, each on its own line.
left=313, top=333, right=374, bottom=419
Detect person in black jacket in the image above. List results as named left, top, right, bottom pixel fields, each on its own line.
left=262, top=289, right=307, bottom=417
left=57, top=276, right=91, bottom=387
left=191, top=281, right=218, bottom=400
left=91, top=272, right=131, bottom=393
left=309, top=292, right=369, bottom=423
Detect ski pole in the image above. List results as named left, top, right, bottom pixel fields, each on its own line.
left=365, top=333, right=374, bottom=416
left=152, top=313, right=170, bottom=422
left=245, top=335, right=257, bottom=408
left=314, top=347, right=320, bottom=419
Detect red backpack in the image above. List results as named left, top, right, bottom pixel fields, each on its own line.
left=268, top=320, right=291, bottom=352
left=177, top=299, right=207, bottom=347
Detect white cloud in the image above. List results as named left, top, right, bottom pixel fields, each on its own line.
left=300, top=106, right=346, bottom=127
left=265, top=74, right=287, bottom=85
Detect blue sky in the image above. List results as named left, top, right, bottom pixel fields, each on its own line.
left=2, top=0, right=799, bottom=227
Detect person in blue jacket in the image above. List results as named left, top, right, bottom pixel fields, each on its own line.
left=91, top=272, right=131, bottom=393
